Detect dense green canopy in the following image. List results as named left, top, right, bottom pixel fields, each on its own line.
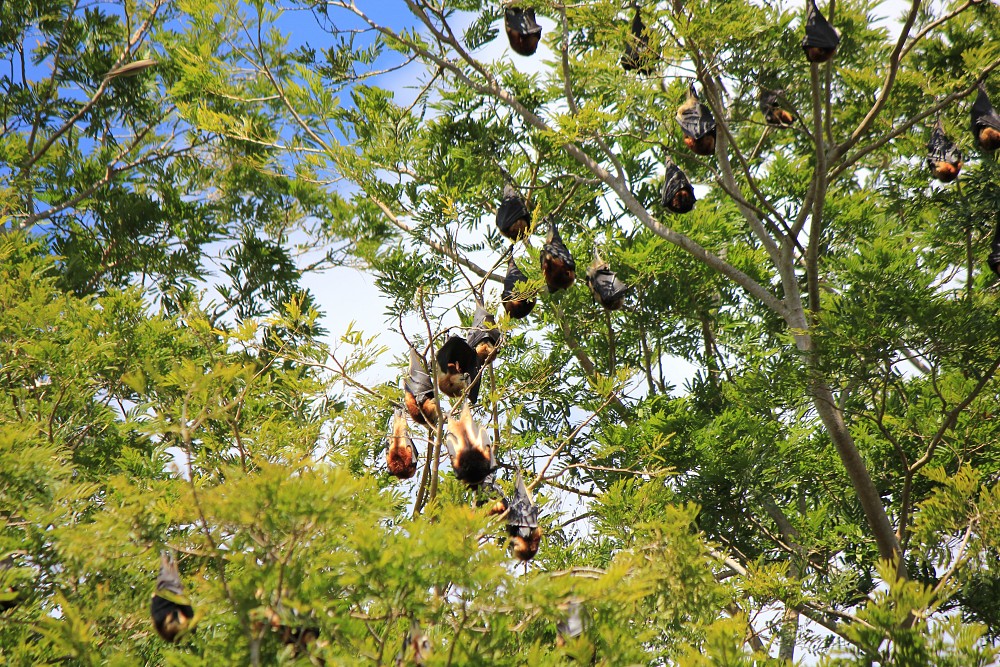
left=3, top=0, right=1000, bottom=664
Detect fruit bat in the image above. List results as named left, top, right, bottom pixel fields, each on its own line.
left=802, top=0, right=840, bottom=63
left=660, top=159, right=696, bottom=214
left=506, top=472, right=542, bottom=561
left=540, top=221, right=576, bottom=292
left=760, top=89, right=795, bottom=128
left=436, top=336, right=480, bottom=401
left=988, top=221, right=1000, bottom=277
left=387, top=410, right=419, bottom=479
left=444, top=403, right=495, bottom=487
left=505, top=7, right=543, bottom=57
left=404, top=347, right=439, bottom=426
left=151, top=551, right=195, bottom=643
left=676, top=83, right=716, bottom=156
left=586, top=253, right=628, bottom=311
left=502, top=256, right=536, bottom=319
left=971, top=84, right=1000, bottom=152
left=927, top=118, right=962, bottom=183
left=467, top=300, right=503, bottom=365
left=621, top=7, right=654, bottom=74
left=398, top=620, right=431, bottom=666
left=497, top=184, right=531, bottom=241
left=556, top=600, right=585, bottom=646
left=264, top=606, right=319, bottom=657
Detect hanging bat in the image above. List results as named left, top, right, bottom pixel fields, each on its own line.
left=676, top=83, right=716, bottom=156
left=621, top=6, right=654, bottom=74
left=505, top=7, right=543, bottom=57
left=467, top=300, right=503, bottom=366
left=556, top=600, right=586, bottom=646
left=502, top=256, right=537, bottom=319
left=395, top=620, right=431, bottom=666
left=759, top=89, right=795, bottom=128
left=506, top=472, right=542, bottom=561
left=444, top=403, right=495, bottom=487
left=404, top=347, right=439, bottom=426
left=151, top=551, right=195, bottom=643
left=387, top=410, right=419, bottom=479
left=264, top=606, right=319, bottom=657
left=540, top=221, right=576, bottom=292
left=988, top=220, right=1000, bottom=277
left=660, top=159, right=696, bottom=214
left=435, top=336, right=480, bottom=401
left=802, top=0, right=840, bottom=63
left=586, top=253, right=628, bottom=311
left=971, top=83, right=1000, bottom=152
left=497, top=184, right=531, bottom=241
left=927, top=118, right=962, bottom=183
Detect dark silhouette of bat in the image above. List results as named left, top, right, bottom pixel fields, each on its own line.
left=927, top=118, right=962, bottom=182
left=151, top=551, right=195, bottom=643
left=435, top=336, right=479, bottom=400
left=989, top=220, right=1000, bottom=277
left=404, top=347, right=439, bottom=426
left=387, top=410, right=419, bottom=479
left=760, top=89, right=795, bottom=128
left=661, top=159, right=696, bottom=214
left=507, top=472, right=542, bottom=561
left=586, top=253, right=628, bottom=311
left=505, top=7, right=543, bottom=57
left=497, top=184, right=531, bottom=241
left=444, top=404, right=495, bottom=487
left=676, top=83, right=716, bottom=155
left=541, top=221, right=576, bottom=292
left=971, top=84, right=1000, bottom=152
left=802, top=0, right=840, bottom=63
left=263, top=606, right=320, bottom=658
left=467, top=300, right=503, bottom=366
left=621, top=7, right=654, bottom=74
left=502, top=256, right=536, bottom=319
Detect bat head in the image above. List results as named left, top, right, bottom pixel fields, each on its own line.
left=408, top=621, right=431, bottom=665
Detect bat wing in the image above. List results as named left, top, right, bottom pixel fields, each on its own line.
left=505, top=7, right=542, bottom=37
left=972, top=86, right=1000, bottom=132
left=590, top=268, right=628, bottom=303
left=802, top=0, right=840, bottom=49
left=156, top=551, right=186, bottom=598
left=444, top=430, right=458, bottom=460
left=506, top=472, right=539, bottom=530
left=496, top=189, right=531, bottom=237
left=543, top=239, right=576, bottom=270
left=661, top=163, right=696, bottom=209
left=436, top=336, right=478, bottom=375
left=467, top=302, right=502, bottom=349
left=405, top=347, right=434, bottom=400
left=676, top=103, right=716, bottom=140
left=927, top=122, right=962, bottom=164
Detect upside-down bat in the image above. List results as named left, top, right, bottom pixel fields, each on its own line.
left=507, top=472, right=542, bottom=561
left=660, top=159, right=696, bottom=214
left=399, top=621, right=431, bottom=666
left=497, top=184, right=531, bottom=241
left=556, top=600, right=585, bottom=646
left=387, top=410, right=419, bottom=479
left=988, top=220, right=1000, bottom=277
left=502, top=256, right=536, bottom=319
left=971, top=83, right=1000, bottom=152
left=586, top=253, right=628, bottom=311
left=436, top=336, right=480, bottom=401
left=264, top=606, right=320, bottom=658
left=505, top=7, right=543, bottom=57
left=541, top=221, right=576, bottom=292
left=467, top=300, right=503, bottom=366
left=404, top=347, right=439, bottom=426
left=760, top=89, right=795, bottom=128
left=151, top=551, right=195, bottom=643
left=621, top=6, right=654, bottom=75
left=927, top=118, right=962, bottom=183
left=802, top=0, right=840, bottom=63
left=444, top=403, right=496, bottom=487
left=676, top=83, right=716, bottom=156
